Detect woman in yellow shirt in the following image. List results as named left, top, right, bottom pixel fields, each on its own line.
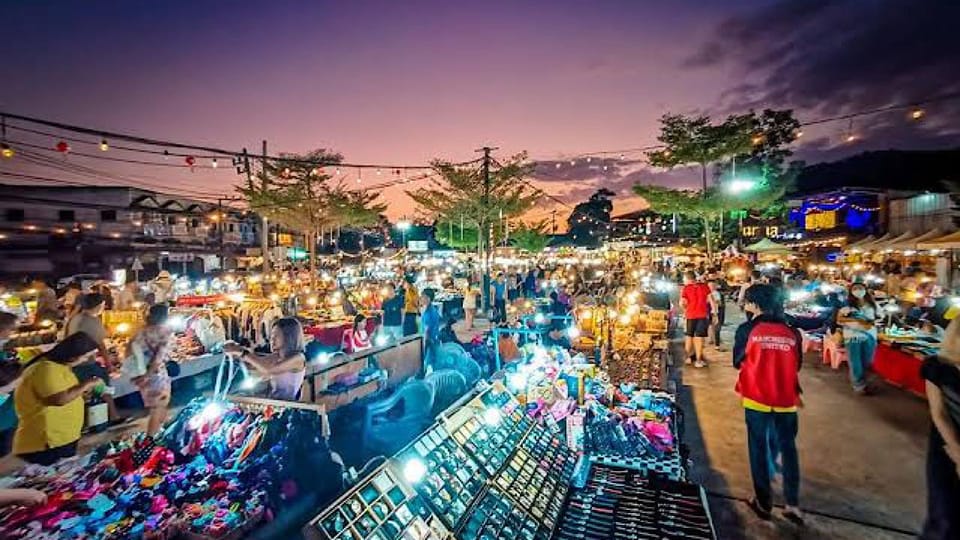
left=14, top=332, right=102, bottom=465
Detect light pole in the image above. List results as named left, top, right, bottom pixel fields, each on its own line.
left=397, top=221, right=411, bottom=266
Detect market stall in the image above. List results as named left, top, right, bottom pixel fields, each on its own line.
left=303, top=379, right=714, bottom=540
left=0, top=396, right=333, bottom=540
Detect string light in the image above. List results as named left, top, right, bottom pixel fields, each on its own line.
left=0, top=143, right=13, bottom=159
left=910, top=109, right=925, bottom=120
left=99, top=138, right=109, bottom=151
left=751, top=135, right=764, bottom=145
left=211, top=158, right=218, bottom=168
left=794, top=130, right=803, bottom=138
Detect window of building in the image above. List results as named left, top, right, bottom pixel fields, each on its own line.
left=167, top=216, right=177, bottom=225
left=100, top=210, right=117, bottom=222
left=191, top=218, right=200, bottom=228
left=58, top=210, right=76, bottom=222
left=228, top=223, right=235, bottom=233
left=5, top=209, right=25, bottom=222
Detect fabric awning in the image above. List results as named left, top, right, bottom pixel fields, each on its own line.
left=845, top=235, right=876, bottom=251
left=872, top=231, right=916, bottom=251
left=744, top=238, right=792, bottom=253
left=888, top=228, right=942, bottom=251
left=918, top=230, right=960, bottom=250
left=852, top=232, right=892, bottom=251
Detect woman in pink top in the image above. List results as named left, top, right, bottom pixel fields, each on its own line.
left=225, top=317, right=306, bottom=401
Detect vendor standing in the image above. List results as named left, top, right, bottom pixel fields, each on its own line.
left=838, top=283, right=878, bottom=395
left=381, top=283, right=404, bottom=342
left=13, top=333, right=103, bottom=465
left=402, top=276, right=420, bottom=337
left=225, top=317, right=306, bottom=401
left=64, top=293, right=125, bottom=425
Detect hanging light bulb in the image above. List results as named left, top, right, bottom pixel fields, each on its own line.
left=1, top=143, right=13, bottom=159
left=311, top=167, right=320, bottom=175
left=376, top=168, right=382, bottom=175
left=794, top=129, right=804, bottom=138
left=211, top=158, right=219, bottom=168
left=602, top=165, right=608, bottom=171
left=910, top=109, right=925, bottom=120
left=555, top=163, right=561, bottom=169
left=99, top=138, right=109, bottom=151
left=55, top=140, right=70, bottom=154
left=569, top=160, right=576, bottom=166
left=751, top=134, right=764, bottom=145
left=335, top=167, right=341, bottom=175
left=845, top=133, right=858, bottom=143
left=163, top=149, right=170, bottom=160
left=586, top=156, right=592, bottom=163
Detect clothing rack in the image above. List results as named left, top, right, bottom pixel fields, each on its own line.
left=227, top=395, right=329, bottom=438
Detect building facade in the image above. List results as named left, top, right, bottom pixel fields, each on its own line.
left=0, top=185, right=260, bottom=277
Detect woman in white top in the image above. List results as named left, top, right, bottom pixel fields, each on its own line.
left=838, top=282, right=879, bottom=394
left=462, top=283, right=478, bottom=330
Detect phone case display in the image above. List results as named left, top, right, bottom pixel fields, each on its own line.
left=449, top=387, right=532, bottom=476
left=307, top=466, right=451, bottom=540
left=607, top=344, right=666, bottom=389
left=493, top=428, right=574, bottom=533
left=555, top=463, right=716, bottom=540
left=459, top=486, right=547, bottom=540
left=400, top=424, right=487, bottom=531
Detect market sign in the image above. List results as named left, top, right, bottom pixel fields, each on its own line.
left=741, top=225, right=781, bottom=238
left=287, top=247, right=308, bottom=260
left=408, top=240, right=429, bottom=252
left=805, top=210, right=837, bottom=231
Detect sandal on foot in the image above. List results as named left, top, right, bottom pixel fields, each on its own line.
left=747, top=498, right=772, bottom=520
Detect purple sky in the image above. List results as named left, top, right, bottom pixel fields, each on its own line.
left=2, top=1, right=958, bottom=223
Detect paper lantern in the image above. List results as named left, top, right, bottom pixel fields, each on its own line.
left=56, top=140, right=71, bottom=153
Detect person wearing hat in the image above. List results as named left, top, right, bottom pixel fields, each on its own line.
left=152, top=271, right=174, bottom=305
left=12, top=332, right=105, bottom=465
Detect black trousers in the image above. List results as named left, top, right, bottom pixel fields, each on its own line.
left=922, top=427, right=960, bottom=539
left=18, top=440, right=79, bottom=466
left=493, top=298, right=506, bottom=323
left=402, top=313, right=419, bottom=336
left=745, top=409, right=800, bottom=510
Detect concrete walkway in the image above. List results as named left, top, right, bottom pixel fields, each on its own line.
left=679, top=307, right=929, bottom=539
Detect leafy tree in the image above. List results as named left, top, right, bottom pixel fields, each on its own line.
left=639, top=109, right=800, bottom=255
left=511, top=220, right=551, bottom=253
left=434, top=221, right=480, bottom=250
left=238, top=149, right=385, bottom=279
left=567, top=189, right=615, bottom=247
left=408, top=153, right=540, bottom=307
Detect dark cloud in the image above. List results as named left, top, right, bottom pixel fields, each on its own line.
left=531, top=158, right=643, bottom=183
left=685, top=0, right=960, bottom=150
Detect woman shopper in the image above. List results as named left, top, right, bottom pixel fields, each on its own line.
left=13, top=333, right=103, bottom=465
left=124, top=304, right=175, bottom=435
left=920, top=317, right=960, bottom=538
left=838, top=282, right=879, bottom=395
left=224, top=317, right=306, bottom=401
left=462, top=282, right=478, bottom=330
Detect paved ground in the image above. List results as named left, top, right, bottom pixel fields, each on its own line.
left=679, top=307, right=929, bottom=539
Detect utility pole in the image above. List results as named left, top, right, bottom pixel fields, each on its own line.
left=260, top=140, right=271, bottom=273
left=217, top=197, right=225, bottom=270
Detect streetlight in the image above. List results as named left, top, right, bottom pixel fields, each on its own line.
left=725, top=178, right=757, bottom=194
left=396, top=221, right=411, bottom=249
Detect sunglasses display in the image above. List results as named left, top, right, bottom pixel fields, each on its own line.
left=555, top=464, right=715, bottom=540
left=306, top=382, right=716, bottom=540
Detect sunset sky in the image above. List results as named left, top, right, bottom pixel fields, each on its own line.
left=2, top=0, right=958, bottom=225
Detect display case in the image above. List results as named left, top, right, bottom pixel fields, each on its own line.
left=305, top=383, right=714, bottom=540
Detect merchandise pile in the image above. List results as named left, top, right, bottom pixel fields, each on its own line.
left=0, top=398, right=334, bottom=540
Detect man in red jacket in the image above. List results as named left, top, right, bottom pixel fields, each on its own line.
left=733, top=283, right=804, bottom=525
left=680, top=271, right=711, bottom=368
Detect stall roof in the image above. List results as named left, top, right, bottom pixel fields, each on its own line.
left=744, top=238, right=792, bottom=253
left=845, top=235, right=876, bottom=250
left=889, top=228, right=943, bottom=251
left=853, top=232, right=893, bottom=251
left=918, top=230, right=960, bottom=250
left=872, top=231, right=916, bottom=251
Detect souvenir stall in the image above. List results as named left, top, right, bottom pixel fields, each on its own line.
left=304, top=379, right=715, bottom=540
left=0, top=396, right=334, bottom=540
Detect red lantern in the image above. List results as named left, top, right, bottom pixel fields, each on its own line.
left=56, top=140, right=71, bottom=153
left=185, top=155, right=196, bottom=171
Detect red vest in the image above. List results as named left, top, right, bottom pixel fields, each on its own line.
left=736, top=321, right=801, bottom=410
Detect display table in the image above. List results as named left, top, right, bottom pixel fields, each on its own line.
left=873, top=342, right=926, bottom=397
left=303, top=335, right=423, bottom=411
left=112, top=352, right=225, bottom=401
